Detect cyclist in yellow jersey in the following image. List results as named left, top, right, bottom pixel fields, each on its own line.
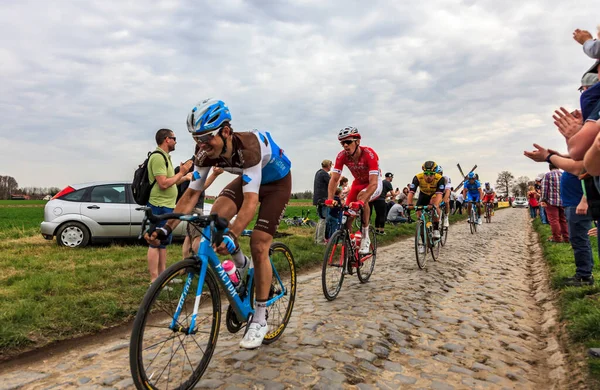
left=407, top=161, right=446, bottom=250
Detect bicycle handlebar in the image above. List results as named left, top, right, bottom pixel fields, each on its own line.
left=136, top=207, right=230, bottom=242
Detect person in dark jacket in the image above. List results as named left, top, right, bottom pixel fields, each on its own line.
left=313, top=159, right=332, bottom=244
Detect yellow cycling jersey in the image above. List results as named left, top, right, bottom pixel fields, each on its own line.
left=410, top=172, right=446, bottom=196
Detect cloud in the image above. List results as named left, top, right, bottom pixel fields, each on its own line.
left=0, top=0, right=595, bottom=194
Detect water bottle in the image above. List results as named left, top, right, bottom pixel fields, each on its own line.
left=222, top=260, right=240, bottom=286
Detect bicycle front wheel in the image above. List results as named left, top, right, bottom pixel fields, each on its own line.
left=262, top=242, right=297, bottom=344
left=130, top=258, right=221, bottom=390
left=322, top=230, right=347, bottom=300
left=357, top=226, right=377, bottom=283
left=415, top=220, right=427, bottom=269
left=440, top=211, right=448, bottom=247
left=486, top=205, right=491, bottom=223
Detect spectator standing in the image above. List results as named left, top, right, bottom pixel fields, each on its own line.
left=325, top=188, right=343, bottom=239
left=527, top=185, right=540, bottom=219
left=449, top=187, right=456, bottom=214
left=541, top=164, right=569, bottom=243
left=370, top=172, right=394, bottom=235
left=313, top=159, right=332, bottom=244
left=534, top=176, right=548, bottom=224
left=454, top=191, right=464, bottom=214
left=147, top=128, right=193, bottom=283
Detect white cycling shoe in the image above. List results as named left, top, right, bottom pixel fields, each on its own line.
left=418, top=245, right=426, bottom=254
left=443, top=216, right=450, bottom=228
left=432, top=229, right=441, bottom=239
left=240, top=322, right=269, bottom=349
left=477, top=217, right=482, bottom=225
left=359, top=236, right=371, bottom=254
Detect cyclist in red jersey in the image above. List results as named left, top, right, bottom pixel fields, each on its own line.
left=325, top=126, right=382, bottom=254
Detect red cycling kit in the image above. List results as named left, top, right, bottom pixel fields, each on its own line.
left=332, top=146, right=383, bottom=203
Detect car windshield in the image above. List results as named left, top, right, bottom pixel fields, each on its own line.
left=516, top=197, right=527, bottom=202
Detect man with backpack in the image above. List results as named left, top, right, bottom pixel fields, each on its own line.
left=146, top=128, right=193, bottom=284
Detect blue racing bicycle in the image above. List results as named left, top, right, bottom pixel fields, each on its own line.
left=129, top=207, right=296, bottom=390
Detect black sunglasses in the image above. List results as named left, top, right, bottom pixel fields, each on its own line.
left=340, top=140, right=355, bottom=146
left=167, top=136, right=177, bottom=141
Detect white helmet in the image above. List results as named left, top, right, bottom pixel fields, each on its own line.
left=338, top=126, right=361, bottom=141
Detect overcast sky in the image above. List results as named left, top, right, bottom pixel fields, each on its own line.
left=0, top=0, right=597, bottom=195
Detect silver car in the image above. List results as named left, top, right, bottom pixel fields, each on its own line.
left=512, top=197, right=528, bottom=208
left=41, top=181, right=211, bottom=248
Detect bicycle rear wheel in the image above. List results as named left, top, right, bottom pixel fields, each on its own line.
left=485, top=205, right=491, bottom=223
left=414, top=220, right=428, bottom=269
left=322, top=230, right=347, bottom=300
left=357, top=226, right=377, bottom=283
left=130, top=258, right=220, bottom=390
left=430, top=232, right=440, bottom=261
left=260, top=242, right=297, bottom=344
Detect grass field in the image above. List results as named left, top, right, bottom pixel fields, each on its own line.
left=0, top=201, right=45, bottom=240
left=0, top=199, right=470, bottom=358
left=532, top=219, right=600, bottom=385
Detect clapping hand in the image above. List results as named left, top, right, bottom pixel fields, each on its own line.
left=523, top=143, right=549, bottom=162
left=573, top=29, right=594, bottom=45
left=553, top=107, right=582, bottom=141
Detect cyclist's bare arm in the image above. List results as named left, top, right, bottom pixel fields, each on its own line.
left=328, top=171, right=341, bottom=200
left=359, top=173, right=379, bottom=201
left=145, top=187, right=201, bottom=245
left=230, top=192, right=259, bottom=237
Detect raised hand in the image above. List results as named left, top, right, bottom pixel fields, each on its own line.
left=523, top=143, right=549, bottom=162
left=553, top=107, right=582, bottom=140
left=573, top=29, right=594, bottom=45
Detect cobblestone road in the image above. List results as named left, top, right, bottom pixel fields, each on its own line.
left=1, top=208, right=573, bottom=389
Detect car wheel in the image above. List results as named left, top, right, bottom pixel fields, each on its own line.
left=57, top=222, right=90, bottom=248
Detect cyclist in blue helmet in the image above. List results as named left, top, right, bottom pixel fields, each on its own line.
left=462, top=172, right=483, bottom=224
left=146, top=98, right=292, bottom=349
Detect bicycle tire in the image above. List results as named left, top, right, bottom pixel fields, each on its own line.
left=486, top=205, right=491, bottom=223
left=415, top=220, right=427, bottom=269
left=261, top=242, right=297, bottom=344
left=440, top=210, right=448, bottom=247
left=431, top=231, right=440, bottom=261
left=357, top=226, right=377, bottom=283
left=130, top=258, right=220, bottom=390
left=322, top=230, right=347, bottom=300
left=473, top=206, right=478, bottom=232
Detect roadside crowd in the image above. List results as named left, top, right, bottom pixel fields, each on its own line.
left=523, top=25, right=600, bottom=287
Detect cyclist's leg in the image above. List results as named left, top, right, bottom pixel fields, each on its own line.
left=251, top=173, right=291, bottom=313
left=430, top=193, right=442, bottom=236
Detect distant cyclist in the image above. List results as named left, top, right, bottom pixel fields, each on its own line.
left=462, top=172, right=483, bottom=225
left=436, top=165, right=451, bottom=228
left=482, top=182, right=496, bottom=216
left=407, top=161, right=446, bottom=250
left=325, top=126, right=382, bottom=254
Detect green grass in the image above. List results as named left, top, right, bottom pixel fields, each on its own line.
left=0, top=202, right=470, bottom=358
left=0, top=200, right=47, bottom=205
left=0, top=204, right=45, bottom=240
left=532, top=219, right=600, bottom=384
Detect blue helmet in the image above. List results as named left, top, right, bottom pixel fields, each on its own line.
left=187, top=98, right=232, bottom=135
left=467, top=172, right=475, bottom=179
left=435, top=165, right=443, bottom=175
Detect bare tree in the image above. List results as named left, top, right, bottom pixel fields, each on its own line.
left=0, top=175, right=19, bottom=199
left=496, top=171, right=515, bottom=197
left=514, top=176, right=530, bottom=197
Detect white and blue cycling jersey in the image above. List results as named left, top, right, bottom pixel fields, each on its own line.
left=189, top=130, right=291, bottom=194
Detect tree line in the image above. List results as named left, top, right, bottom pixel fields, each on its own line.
left=0, top=175, right=61, bottom=200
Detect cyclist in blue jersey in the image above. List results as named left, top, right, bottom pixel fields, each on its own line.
left=145, top=98, right=292, bottom=349
left=462, top=172, right=484, bottom=225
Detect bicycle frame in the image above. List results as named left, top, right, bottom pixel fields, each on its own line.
left=415, top=206, right=440, bottom=246
left=170, top=222, right=287, bottom=335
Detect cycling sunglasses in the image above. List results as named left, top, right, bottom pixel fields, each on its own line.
left=193, top=129, right=221, bottom=144
left=423, top=170, right=436, bottom=176
left=340, top=139, right=356, bottom=146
